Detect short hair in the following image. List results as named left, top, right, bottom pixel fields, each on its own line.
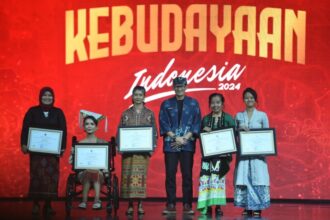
left=243, top=87, right=258, bottom=102
left=208, top=93, right=225, bottom=107
left=83, top=115, right=98, bottom=126
left=132, top=86, right=146, bottom=96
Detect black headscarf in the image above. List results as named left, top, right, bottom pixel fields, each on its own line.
left=39, top=87, right=55, bottom=111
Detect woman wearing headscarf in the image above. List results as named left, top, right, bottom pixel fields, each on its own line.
left=21, top=87, right=67, bottom=216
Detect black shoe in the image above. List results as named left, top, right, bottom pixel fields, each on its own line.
left=183, top=204, right=194, bottom=215
left=43, top=205, right=56, bottom=216
left=162, top=204, right=176, bottom=215
left=32, top=203, right=40, bottom=215
left=215, top=205, right=223, bottom=216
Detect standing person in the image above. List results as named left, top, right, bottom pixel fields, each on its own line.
left=234, top=87, right=270, bottom=217
left=197, top=93, right=235, bottom=216
left=118, top=86, right=157, bottom=216
left=20, top=87, right=67, bottom=216
left=159, top=77, right=201, bottom=215
left=69, top=115, right=108, bottom=210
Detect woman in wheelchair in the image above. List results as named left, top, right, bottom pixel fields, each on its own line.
left=69, top=115, right=108, bottom=210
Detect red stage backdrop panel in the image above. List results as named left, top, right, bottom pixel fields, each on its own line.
left=0, top=0, right=330, bottom=199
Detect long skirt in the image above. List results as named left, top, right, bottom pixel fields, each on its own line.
left=234, top=161, right=270, bottom=210
left=120, top=154, right=149, bottom=198
left=29, top=154, right=59, bottom=200
left=197, top=159, right=226, bottom=214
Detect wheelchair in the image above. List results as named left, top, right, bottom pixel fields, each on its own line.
left=65, top=136, right=119, bottom=216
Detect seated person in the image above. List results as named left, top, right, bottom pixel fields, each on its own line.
left=69, top=114, right=108, bottom=210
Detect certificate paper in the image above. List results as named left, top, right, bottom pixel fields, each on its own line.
left=200, top=128, right=237, bottom=158
left=118, top=126, right=153, bottom=152
left=27, top=127, right=63, bottom=155
left=239, top=128, right=277, bottom=156
left=74, top=144, right=109, bottom=170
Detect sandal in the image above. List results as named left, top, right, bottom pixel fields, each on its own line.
left=126, top=206, right=134, bottom=215
left=252, top=210, right=262, bottom=217
left=242, top=209, right=252, bottom=216
left=138, top=203, right=145, bottom=215
left=78, top=202, right=87, bottom=209
left=92, top=200, right=102, bottom=210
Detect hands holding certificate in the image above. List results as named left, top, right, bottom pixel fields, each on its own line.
left=21, top=144, right=28, bottom=154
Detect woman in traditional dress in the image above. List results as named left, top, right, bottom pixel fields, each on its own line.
left=118, top=86, right=157, bottom=215
left=20, top=87, right=67, bottom=216
left=197, top=93, right=235, bottom=216
left=234, top=87, right=271, bottom=217
left=69, top=115, right=108, bottom=210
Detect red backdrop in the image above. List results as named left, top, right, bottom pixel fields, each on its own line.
left=0, top=0, right=329, bottom=199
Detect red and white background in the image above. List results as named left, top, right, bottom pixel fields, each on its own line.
left=0, top=0, right=329, bottom=200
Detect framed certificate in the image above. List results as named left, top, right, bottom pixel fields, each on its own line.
left=27, top=127, right=63, bottom=155
left=200, top=127, right=237, bottom=158
left=74, top=143, right=109, bottom=170
left=118, top=126, right=154, bottom=153
left=238, top=128, right=277, bottom=157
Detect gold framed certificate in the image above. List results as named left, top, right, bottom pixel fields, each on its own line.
left=239, top=128, right=277, bottom=157
left=200, top=127, right=237, bottom=158
left=27, top=127, right=63, bottom=155
left=118, top=126, right=154, bottom=153
left=74, top=143, right=109, bottom=170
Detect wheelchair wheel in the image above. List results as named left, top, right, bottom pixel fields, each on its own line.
left=65, top=174, right=76, bottom=216
left=113, top=174, right=119, bottom=215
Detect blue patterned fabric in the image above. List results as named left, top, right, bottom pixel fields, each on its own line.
left=159, top=96, right=201, bottom=152
left=234, top=160, right=270, bottom=210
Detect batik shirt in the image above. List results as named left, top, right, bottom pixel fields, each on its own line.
left=159, top=96, right=201, bottom=152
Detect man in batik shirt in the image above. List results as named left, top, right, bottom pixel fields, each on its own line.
left=159, top=77, right=201, bottom=215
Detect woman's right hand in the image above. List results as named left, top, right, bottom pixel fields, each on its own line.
left=203, top=126, right=212, bottom=132
left=21, top=145, right=28, bottom=154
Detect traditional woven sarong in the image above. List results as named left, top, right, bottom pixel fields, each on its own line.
left=29, top=154, right=59, bottom=199
left=120, top=154, right=149, bottom=198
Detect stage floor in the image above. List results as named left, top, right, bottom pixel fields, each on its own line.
left=0, top=201, right=329, bottom=220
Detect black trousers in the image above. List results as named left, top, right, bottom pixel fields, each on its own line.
left=164, top=151, right=194, bottom=206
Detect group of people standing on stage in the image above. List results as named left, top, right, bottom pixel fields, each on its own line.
left=20, top=76, right=271, bottom=218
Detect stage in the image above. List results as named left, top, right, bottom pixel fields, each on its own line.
left=1, top=1, right=330, bottom=220
left=1, top=200, right=329, bottom=220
